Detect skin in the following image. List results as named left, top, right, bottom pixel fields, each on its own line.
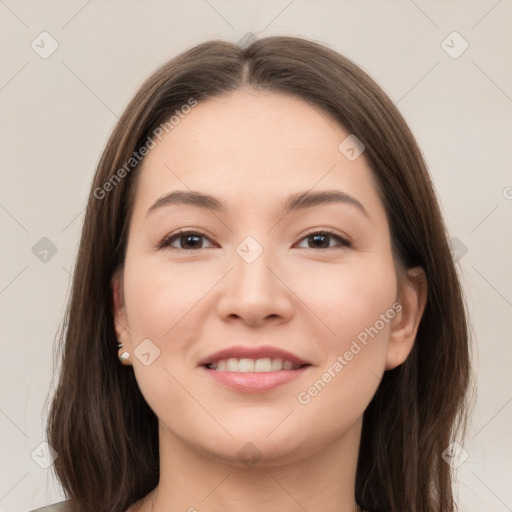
left=113, top=88, right=427, bottom=512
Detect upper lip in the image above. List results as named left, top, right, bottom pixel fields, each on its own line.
left=198, top=345, right=310, bottom=366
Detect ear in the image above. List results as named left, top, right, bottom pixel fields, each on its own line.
left=112, top=271, right=132, bottom=350
left=385, top=266, right=428, bottom=370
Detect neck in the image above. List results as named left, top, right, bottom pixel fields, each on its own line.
left=137, top=417, right=362, bottom=512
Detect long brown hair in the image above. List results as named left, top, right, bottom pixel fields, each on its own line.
left=47, top=36, right=472, bottom=512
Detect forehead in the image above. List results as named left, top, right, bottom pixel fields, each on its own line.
left=132, top=89, right=382, bottom=218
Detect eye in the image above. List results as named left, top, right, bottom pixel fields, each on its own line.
left=158, top=231, right=215, bottom=250
left=295, top=230, right=351, bottom=250
left=158, top=229, right=351, bottom=251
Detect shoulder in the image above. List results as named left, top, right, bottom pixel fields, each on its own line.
left=29, top=501, right=71, bottom=511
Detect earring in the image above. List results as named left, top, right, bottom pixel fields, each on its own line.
left=117, top=342, right=131, bottom=365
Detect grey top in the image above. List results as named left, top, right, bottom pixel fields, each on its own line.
left=29, top=502, right=70, bottom=511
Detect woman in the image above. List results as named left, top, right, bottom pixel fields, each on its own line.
left=38, top=36, right=471, bottom=512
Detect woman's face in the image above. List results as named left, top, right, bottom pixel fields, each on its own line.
left=113, top=89, right=423, bottom=466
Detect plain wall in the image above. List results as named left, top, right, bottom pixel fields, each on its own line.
left=0, top=1, right=511, bottom=511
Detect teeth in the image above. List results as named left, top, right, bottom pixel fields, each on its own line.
left=271, top=358, right=283, bottom=371
left=208, top=357, right=303, bottom=372
left=226, top=358, right=238, bottom=372
left=254, top=358, right=271, bottom=372
left=283, top=360, right=294, bottom=370
left=238, top=358, right=255, bottom=373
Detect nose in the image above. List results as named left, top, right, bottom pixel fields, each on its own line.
left=215, top=245, right=294, bottom=328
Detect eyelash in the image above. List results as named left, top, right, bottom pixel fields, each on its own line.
left=157, top=229, right=352, bottom=251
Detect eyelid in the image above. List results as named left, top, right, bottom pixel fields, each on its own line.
left=294, top=228, right=352, bottom=249
left=157, top=228, right=351, bottom=251
left=156, top=229, right=217, bottom=250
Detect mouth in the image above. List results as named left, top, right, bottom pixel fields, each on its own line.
left=199, top=346, right=312, bottom=392
left=205, top=357, right=307, bottom=372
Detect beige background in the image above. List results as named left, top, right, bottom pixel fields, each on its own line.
left=1, top=1, right=511, bottom=511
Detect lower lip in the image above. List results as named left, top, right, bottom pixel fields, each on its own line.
left=202, top=366, right=310, bottom=392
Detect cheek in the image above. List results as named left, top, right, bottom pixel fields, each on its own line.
left=122, top=254, right=208, bottom=342
left=121, top=255, right=213, bottom=403
left=299, top=255, right=398, bottom=343
left=293, top=258, right=398, bottom=420
left=121, top=255, right=201, bottom=426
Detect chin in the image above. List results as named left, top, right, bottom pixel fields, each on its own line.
left=186, top=418, right=325, bottom=469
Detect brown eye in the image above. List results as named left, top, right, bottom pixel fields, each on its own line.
left=296, top=231, right=351, bottom=249
left=159, top=231, right=214, bottom=250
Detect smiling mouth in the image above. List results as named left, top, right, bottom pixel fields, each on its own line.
left=205, top=358, right=309, bottom=372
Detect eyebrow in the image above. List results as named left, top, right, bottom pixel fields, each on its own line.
left=146, top=189, right=369, bottom=218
